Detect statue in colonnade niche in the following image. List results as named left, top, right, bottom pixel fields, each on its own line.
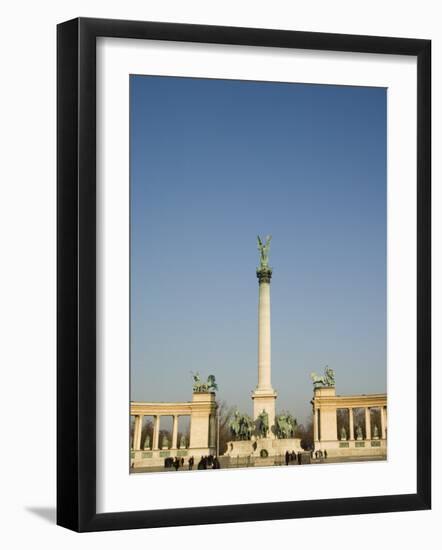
left=373, top=424, right=379, bottom=439
left=356, top=425, right=363, bottom=440
left=161, top=435, right=169, bottom=449
left=179, top=435, right=187, bottom=448
left=340, top=426, right=347, bottom=441
left=143, top=435, right=151, bottom=450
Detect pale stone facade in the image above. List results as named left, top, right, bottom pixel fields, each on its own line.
left=225, top=437, right=303, bottom=459
left=130, top=392, right=217, bottom=468
left=311, top=386, right=387, bottom=458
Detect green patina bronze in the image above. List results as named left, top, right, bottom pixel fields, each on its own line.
left=371, top=440, right=381, bottom=447
left=229, top=410, right=254, bottom=440
left=256, top=235, right=273, bottom=283
left=257, top=235, right=272, bottom=269
left=275, top=413, right=297, bottom=439
left=339, top=442, right=350, bottom=448
left=311, top=366, right=336, bottom=388
left=192, top=372, right=218, bottom=393
left=255, top=409, right=269, bottom=438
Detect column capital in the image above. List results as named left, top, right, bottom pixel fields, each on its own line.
left=256, top=267, right=272, bottom=284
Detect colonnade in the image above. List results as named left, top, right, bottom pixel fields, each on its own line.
left=132, top=414, right=188, bottom=451
left=311, top=387, right=387, bottom=454
left=313, top=405, right=387, bottom=442
left=130, top=392, right=217, bottom=457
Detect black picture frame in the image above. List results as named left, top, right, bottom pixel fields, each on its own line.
left=57, top=17, right=431, bottom=532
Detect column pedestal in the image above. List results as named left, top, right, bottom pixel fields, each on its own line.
left=251, top=388, right=277, bottom=437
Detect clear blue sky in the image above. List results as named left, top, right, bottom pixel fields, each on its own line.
left=130, top=75, right=386, bottom=424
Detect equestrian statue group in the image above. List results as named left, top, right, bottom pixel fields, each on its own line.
left=192, top=372, right=218, bottom=393
left=228, top=409, right=297, bottom=441
left=310, top=366, right=335, bottom=388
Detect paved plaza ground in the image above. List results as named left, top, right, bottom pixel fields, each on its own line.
left=131, top=454, right=386, bottom=474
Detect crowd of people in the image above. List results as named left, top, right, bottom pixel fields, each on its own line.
left=284, top=450, right=302, bottom=465
left=165, top=454, right=221, bottom=471
left=312, top=449, right=327, bottom=459
left=163, top=450, right=328, bottom=471
left=196, top=454, right=220, bottom=470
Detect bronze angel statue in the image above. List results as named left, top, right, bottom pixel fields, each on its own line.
left=257, top=235, right=272, bottom=268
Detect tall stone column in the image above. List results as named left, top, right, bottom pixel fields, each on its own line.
left=313, top=407, right=319, bottom=443
left=349, top=408, right=354, bottom=440
left=133, top=415, right=143, bottom=451
left=252, top=258, right=277, bottom=435
left=257, top=271, right=272, bottom=390
left=365, top=408, right=371, bottom=440
left=153, top=415, right=160, bottom=450
left=172, top=415, right=179, bottom=449
left=381, top=406, right=387, bottom=439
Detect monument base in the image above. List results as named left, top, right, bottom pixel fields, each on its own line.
left=313, top=438, right=387, bottom=458
left=223, top=437, right=303, bottom=458
left=251, top=388, right=277, bottom=438
left=131, top=446, right=216, bottom=468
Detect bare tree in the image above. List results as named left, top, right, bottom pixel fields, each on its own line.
left=295, top=415, right=313, bottom=450
left=216, top=400, right=235, bottom=455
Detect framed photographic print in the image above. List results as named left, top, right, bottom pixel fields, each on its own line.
left=57, top=17, right=431, bottom=532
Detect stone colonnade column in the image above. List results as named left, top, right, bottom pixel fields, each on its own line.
left=381, top=406, right=387, bottom=439
left=133, top=415, right=143, bottom=450
left=153, top=415, right=160, bottom=450
left=313, top=408, right=319, bottom=442
left=365, top=408, right=371, bottom=440
left=172, top=415, right=179, bottom=449
left=349, top=408, right=354, bottom=440
left=257, top=269, right=272, bottom=390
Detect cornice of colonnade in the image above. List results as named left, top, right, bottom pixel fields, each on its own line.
left=312, top=393, right=387, bottom=408
left=130, top=400, right=217, bottom=416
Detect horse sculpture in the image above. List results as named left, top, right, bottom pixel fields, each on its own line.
left=229, top=410, right=254, bottom=440
left=192, top=372, right=218, bottom=393
left=275, top=413, right=297, bottom=439
left=311, top=366, right=335, bottom=388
